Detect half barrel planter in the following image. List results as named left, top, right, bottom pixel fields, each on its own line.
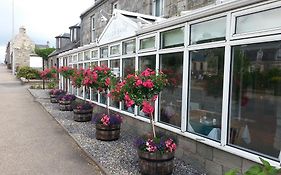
left=73, top=108, right=93, bottom=122
left=95, top=124, right=121, bottom=141
left=50, top=94, right=58, bottom=103
left=138, top=150, right=175, bottom=175
left=59, top=100, right=73, bottom=111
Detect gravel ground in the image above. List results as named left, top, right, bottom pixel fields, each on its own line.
left=29, top=89, right=205, bottom=175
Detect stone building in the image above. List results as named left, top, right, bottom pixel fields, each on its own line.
left=54, top=0, right=281, bottom=174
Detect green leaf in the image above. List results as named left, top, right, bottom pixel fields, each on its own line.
left=260, top=158, right=271, bottom=168
left=245, top=165, right=262, bottom=175
left=224, top=169, right=238, bottom=175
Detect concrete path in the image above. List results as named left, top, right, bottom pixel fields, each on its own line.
left=0, top=64, right=104, bottom=175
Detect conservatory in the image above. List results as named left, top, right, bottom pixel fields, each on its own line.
left=58, top=0, right=281, bottom=167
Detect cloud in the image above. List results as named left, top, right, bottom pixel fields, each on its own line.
left=0, top=0, right=94, bottom=62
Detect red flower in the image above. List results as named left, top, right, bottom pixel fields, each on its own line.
left=141, top=68, right=153, bottom=77
left=135, top=79, right=142, bottom=86
left=165, top=138, right=176, bottom=152
left=105, top=77, right=111, bottom=86
left=142, top=79, right=154, bottom=88
left=142, top=101, right=154, bottom=115
left=101, top=114, right=110, bottom=126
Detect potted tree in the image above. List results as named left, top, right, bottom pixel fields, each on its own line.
left=84, top=65, right=122, bottom=141
left=115, top=68, right=177, bottom=175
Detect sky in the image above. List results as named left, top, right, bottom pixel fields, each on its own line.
left=0, top=0, right=95, bottom=63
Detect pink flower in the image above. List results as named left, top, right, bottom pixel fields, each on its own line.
left=124, top=93, right=135, bottom=107
left=141, top=68, right=153, bottom=77
left=135, top=79, right=142, bottom=86
left=101, top=114, right=110, bottom=126
left=142, top=79, right=154, bottom=88
left=151, top=95, right=158, bottom=101
left=146, top=139, right=157, bottom=152
left=105, top=77, right=111, bottom=86
left=165, top=138, right=176, bottom=152
left=142, top=101, right=154, bottom=115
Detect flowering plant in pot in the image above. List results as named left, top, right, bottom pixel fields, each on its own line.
left=71, top=68, right=84, bottom=88
left=58, top=66, right=75, bottom=79
left=83, top=65, right=120, bottom=141
left=115, top=68, right=176, bottom=175
left=57, top=94, right=76, bottom=111
left=71, top=101, right=95, bottom=122
left=93, top=113, right=123, bottom=141
left=49, top=89, right=66, bottom=103
left=40, top=67, right=57, bottom=80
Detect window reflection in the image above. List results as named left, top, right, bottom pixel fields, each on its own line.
left=110, top=59, right=120, bottom=108
left=188, top=48, right=225, bottom=141
left=159, top=52, right=183, bottom=127
left=229, top=41, right=281, bottom=160
left=121, top=58, right=135, bottom=113
left=236, top=7, right=281, bottom=34
left=138, top=55, right=156, bottom=117
left=190, top=17, right=226, bottom=45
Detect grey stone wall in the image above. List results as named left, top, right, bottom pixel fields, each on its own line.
left=80, top=0, right=216, bottom=45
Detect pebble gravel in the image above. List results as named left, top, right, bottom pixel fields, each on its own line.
left=29, top=89, right=206, bottom=175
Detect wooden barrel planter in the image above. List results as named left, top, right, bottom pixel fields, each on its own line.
left=138, top=150, right=175, bottom=175
left=59, top=100, right=73, bottom=111
left=73, top=109, right=93, bottom=122
left=50, top=94, right=58, bottom=103
left=95, top=124, right=121, bottom=141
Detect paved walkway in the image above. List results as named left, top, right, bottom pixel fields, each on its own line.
left=0, top=64, right=104, bottom=175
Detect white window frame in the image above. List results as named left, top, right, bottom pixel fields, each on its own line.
left=159, top=24, right=185, bottom=50
left=109, top=43, right=121, bottom=57
left=231, top=1, right=281, bottom=40
left=91, top=15, right=96, bottom=43
left=112, top=1, right=119, bottom=10
left=138, top=33, right=157, bottom=53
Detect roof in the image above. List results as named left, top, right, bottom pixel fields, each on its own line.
left=69, top=23, right=81, bottom=29
left=48, top=41, right=80, bottom=58
left=55, top=33, right=70, bottom=38
left=80, top=0, right=104, bottom=18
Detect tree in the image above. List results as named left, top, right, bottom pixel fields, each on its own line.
left=35, top=47, right=55, bottom=60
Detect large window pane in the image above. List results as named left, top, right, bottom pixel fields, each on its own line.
left=161, top=28, right=184, bottom=49
left=100, top=60, right=108, bottom=105
left=229, top=41, right=281, bottom=160
left=236, top=7, right=281, bottom=34
left=140, top=37, right=155, bottom=50
left=159, top=52, right=183, bottom=127
left=78, top=52, right=83, bottom=61
left=100, top=47, right=108, bottom=58
left=123, top=40, right=135, bottom=55
left=91, top=50, right=98, bottom=59
left=110, top=59, right=120, bottom=108
left=122, top=58, right=135, bottom=79
left=188, top=48, right=225, bottom=141
left=110, top=45, right=120, bottom=56
left=121, top=58, right=135, bottom=113
left=138, top=55, right=156, bottom=117
left=190, top=17, right=226, bottom=45
left=84, top=50, right=90, bottom=60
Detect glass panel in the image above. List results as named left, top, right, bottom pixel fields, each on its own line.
left=69, top=56, right=73, bottom=63
left=100, top=60, right=108, bottom=67
left=91, top=88, right=98, bottom=102
left=110, top=45, right=120, bottom=56
left=91, top=50, right=98, bottom=59
left=100, top=47, right=108, bottom=58
left=123, top=40, right=135, bottom=55
left=229, top=41, right=281, bottom=160
left=188, top=47, right=225, bottom=141
left=84, top=50, right=90, bottom=60
left=85, top=88, right=90, bottom=100
left=84, top=63, right=90, bottom=69
left=236, top=7, right=281, bottom=34
left=140, top=37, right=155, bottom=50
left=78, top=63, right=84, bottom=98
left=122, top=57, right=135, bottom=79
left=91, top=61, right=98, bottom=69
left=159, top=52, right=183, bottom=127
left=190, top=17, right=226, bottom=44
left=161, top=28, right=184, bottom=49
left=73, top=55, right=78, bottom=62
left=121, top=57, right=135, bottom=113
left=138, top=55, right=156, bottom=117
left=110, top=59, right=120, bottom=108
left=100, top=60, right=108, bottom=105
left=78, top=52, right=83, bottom=61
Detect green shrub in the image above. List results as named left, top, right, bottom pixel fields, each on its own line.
left=16, top=66, right=40, bottom=80
left=225, top=158, right=281, bottom=175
